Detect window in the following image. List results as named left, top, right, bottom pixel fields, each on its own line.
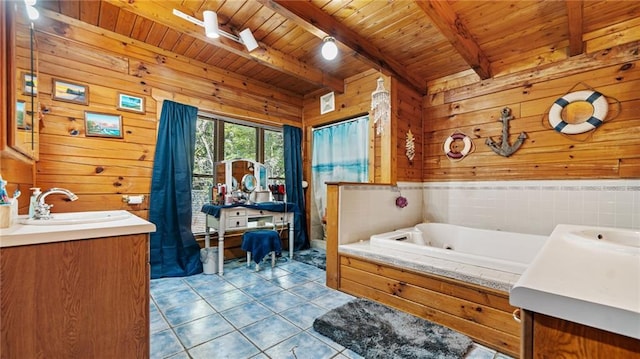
left=264, top=129, right=284, bottom=180
left=191, top=114, right=284, bottom=234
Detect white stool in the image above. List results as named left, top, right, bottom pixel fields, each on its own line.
left=246, top=251, right=276, bottom=271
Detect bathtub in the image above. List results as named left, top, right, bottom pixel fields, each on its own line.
left=334, top=222, right=548, bottom=357
left=369, top=222, right=548, bottom=274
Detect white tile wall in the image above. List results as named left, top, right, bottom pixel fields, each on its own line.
left=338, top=183, right=423, bottom=245
left=423, top=180, right=640, bottom=235
left=335, top=180, right=640, bottom=243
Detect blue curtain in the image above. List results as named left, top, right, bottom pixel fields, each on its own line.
left=149, top=100, right=202, bottom=279
left=283, top=125, right=309, bottom=250
left=312, top=116, right=369, bottom=225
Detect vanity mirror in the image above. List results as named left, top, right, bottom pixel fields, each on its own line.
left=3, top=1, right=39, bottom=161
left=214, top=159, right=269, bottom=203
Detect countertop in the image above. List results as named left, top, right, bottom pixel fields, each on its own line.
left=510, top=224, right=640, bottom=339
left=0, top=210, right=156, bottom=248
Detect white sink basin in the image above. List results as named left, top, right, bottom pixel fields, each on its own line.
left=565, top=228, right=640, bottom=254
left=20, top=211, right=131, bottom=225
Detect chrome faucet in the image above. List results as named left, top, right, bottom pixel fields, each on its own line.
left=34, top=187, right=79, bottom=219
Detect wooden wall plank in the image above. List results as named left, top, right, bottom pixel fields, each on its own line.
left=20, top=9, right=306, bottom=219
left=424, top=46, right=640, bottom=181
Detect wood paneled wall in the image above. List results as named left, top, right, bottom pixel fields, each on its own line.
left=26, top=11, right=302, bottom=218
left=302, top=70, right=423, bottom=184
left=424, top=42, right=640, bottom=181
left=392, top=78, right=423, bottom=183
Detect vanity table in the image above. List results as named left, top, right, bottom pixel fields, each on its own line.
left=201, top=202, right=296, bottom=275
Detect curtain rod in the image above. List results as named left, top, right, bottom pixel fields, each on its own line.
left=312, top=114, right=369, bottom=131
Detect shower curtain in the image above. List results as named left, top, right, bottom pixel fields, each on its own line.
left=311, top=115, right=369, bottom=234
left=149, top=100, right=202, bottom=279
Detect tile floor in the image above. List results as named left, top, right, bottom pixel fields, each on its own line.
left=150, top=253, right=513, bottom=359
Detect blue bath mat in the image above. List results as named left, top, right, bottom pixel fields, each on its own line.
left=293, top=248, right=326, bottom=270
left=313, top=298, right=473, bottom=359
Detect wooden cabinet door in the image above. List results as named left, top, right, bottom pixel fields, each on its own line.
left=531, top=312, right=640, bottom=359
left=0, top=234, right=150, bottom=359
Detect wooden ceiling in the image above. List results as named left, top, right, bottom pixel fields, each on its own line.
left=37, top=0, right=640, bottom=97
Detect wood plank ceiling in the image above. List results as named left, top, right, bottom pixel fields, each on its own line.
left=37, top=0, right=640, bottom=97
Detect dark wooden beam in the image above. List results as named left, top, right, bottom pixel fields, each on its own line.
left=415, top=0, right=492, bottom=80
left=258, top=0, right=427, bottom=95
left=566, top=0, right=584, bottom=56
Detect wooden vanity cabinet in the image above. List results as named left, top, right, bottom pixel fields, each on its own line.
left=520, top=309, right=640, bottom=359
left=0, top=234, right=150, bottom=359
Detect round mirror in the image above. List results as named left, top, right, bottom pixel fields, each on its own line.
left=241, top=174, right=257, bottom=193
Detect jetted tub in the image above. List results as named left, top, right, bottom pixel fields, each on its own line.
left=336, top=222, right=549, bottom=356
left=369, top=222, right=548, bottom=274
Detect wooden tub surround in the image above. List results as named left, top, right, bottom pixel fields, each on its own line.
left=324, top=184, right=521, bottom=357
left=334, top=253, right=521, bottom=357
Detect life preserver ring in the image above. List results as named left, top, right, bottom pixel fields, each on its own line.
left=444, top=132, right=472, bottom=159
left=548, top=90, right=608, bottom=134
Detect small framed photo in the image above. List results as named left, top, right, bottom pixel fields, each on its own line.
left=22, top=72, right=37, bottom=95
left=117, top=93, right=145, bottom=114
left=85, top=111, right=123, bottom=138
left=53, top=78, right=89, bottom=105
left=16, top=100, right=26, bottom=129
left=320, top=92, right=335, bottom=114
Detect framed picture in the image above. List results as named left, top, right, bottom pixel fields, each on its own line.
left=53, top=78, right=89, bottom=105
left=22, top=72, right=37, bottom=95
left=84, top=111, right=123, bottom=138
left=320, top=92, right=335, bottom=114
left=117, top=93, right=145, bottom=114
left=16, top=100, right=26, bottom=129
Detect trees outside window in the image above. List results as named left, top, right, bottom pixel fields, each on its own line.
left=191, top=116, right=284, bottom=234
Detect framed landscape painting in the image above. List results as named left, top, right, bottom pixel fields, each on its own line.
left=117, top=93, right=145, bottom=114
left=22, top=72, right=37, bottom=95
left=16, top=100, right=26, bottom=129
left=53, top=78, right=89, bottom=105
left=85, top=111, right=123, bottom=138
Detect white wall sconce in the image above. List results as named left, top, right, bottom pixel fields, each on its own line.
left=321, top=37, right=338, bottom=60
left=173, top=9, right=260, bottom=52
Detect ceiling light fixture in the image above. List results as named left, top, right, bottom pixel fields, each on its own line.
left=321, top=37, right=338, bottom=60
left=239, top=28, right=259, bottom=52
left=203, top=10, right=219, bottom=39
left=24, top=0, right=39, bottom=20
left=172, top=9, right=259, bottom=52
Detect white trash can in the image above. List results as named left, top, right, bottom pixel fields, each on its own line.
left=200, top=247, right=218, bottom=275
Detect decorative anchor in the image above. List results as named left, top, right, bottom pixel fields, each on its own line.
left=485, top=107, right=527, bottom=157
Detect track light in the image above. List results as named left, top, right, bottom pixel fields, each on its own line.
left=24, top=0, right=39, bottom=20
left=173, top=9, right=259, bottom=52
left=239, top=28, right=259, bottom=52
left=321, top=37, right=338, bottom=60
left=25, top=5, right=39, bottom=20
left=203, top=10, right=219, bottom=39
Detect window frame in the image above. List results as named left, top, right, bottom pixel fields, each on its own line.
left=191, top=112, right=283, bottom=235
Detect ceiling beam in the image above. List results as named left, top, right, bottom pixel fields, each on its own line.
left=566, top=0, right=584, bottom=56
left=415, top=0, right=492, bottom=80
left=257, top=0, right=427, bottom=95
left=102, top=0, right=345, bottom=94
